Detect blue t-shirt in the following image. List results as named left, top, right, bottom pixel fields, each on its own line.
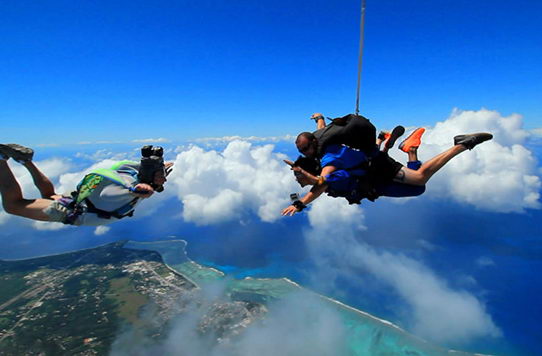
left=322, top=145, right=425, bottom=202
left=321, top=144, right=367, bottom=197
left=320, top=144, right=368, bottom=171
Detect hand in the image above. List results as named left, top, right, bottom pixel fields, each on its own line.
left=165, top=162, right=174, bottom=177
left=131, top=183, right=154, bottom=198
left=310, top=112, right=324, bottom=120
left=283, top=159, right=302, bottom=173
left=281, top=205, right=299, bottom=216
left=291, top=165, right=302, bottom=173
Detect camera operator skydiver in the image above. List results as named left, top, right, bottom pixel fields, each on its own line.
left=0, top=143, right=173, bottom=226
left=281, top=113, right=492, bottom=216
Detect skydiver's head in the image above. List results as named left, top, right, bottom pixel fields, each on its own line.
left=293, top=156, right=321, bottom=187
left=295, top=132, right=318, bottom=158
left=138, top=145, right=167, bottom=192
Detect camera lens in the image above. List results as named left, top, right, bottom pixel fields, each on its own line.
left=141, top=145, right=153, bottom=158
left=152, top=146, right=164, bottom=157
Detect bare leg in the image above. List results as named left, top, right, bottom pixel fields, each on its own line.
left=22, top=161, right=57, bottom=198
left=408, top=146, right=418, bottom=162
left=0, top=160, right=54, bottom=221
left=394, top=145, right=467, bottom=186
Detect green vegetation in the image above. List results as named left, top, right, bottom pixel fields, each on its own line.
left=108, top=277, right=148, bottom=325
left=0, top=241, right=193, bottom=355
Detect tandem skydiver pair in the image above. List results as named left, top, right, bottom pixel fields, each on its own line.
left=281, top=113, right=492, bottom=216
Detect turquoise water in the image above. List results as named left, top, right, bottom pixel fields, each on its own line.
left=123, top=240, right=475, bottom=356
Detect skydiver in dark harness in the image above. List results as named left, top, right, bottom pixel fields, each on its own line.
left=281, top=113, right=492, bottom=216
left=0, top=143, right=173, bottom=225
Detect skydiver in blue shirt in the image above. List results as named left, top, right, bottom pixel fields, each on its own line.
left=281, top=114, right=492, bottom=216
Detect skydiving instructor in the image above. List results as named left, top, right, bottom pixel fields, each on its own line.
left=281, top=113, right=493, bottom=216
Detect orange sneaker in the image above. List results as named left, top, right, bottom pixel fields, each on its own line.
left=399, top=128, right=425, bottom=152
left=378, top=131, right=390, bottom=141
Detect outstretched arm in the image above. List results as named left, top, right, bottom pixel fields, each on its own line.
left=281, top=165, right=336, bottom=216
left=311, top=113, right=326, bottom=130
left=130, top=183, right=155, bottom=198
left=281, top=183, right=328, bottom=216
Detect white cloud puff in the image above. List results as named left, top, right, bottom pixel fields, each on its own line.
left=169, top=141, right=298, bottom=225
left=132, top=138, right=171, bottom=143
left=529, top=128, right=542, bottom=138
left=304, top=208, right=501, bottom=345
left=307, top=195, right=366, bottom=231
left=476, top=256, right=495, bottom=268
left=192, top=134, right=294, bottom=146
left=94, top=225, right=111, bottom=236
left=356, top=246, right=501, bottom=344
left=389, top=108, right=540, bottom=212
left=32, top=220, right=67, bottom=231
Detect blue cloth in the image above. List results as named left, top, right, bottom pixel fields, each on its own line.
left=324, top=154, right=426, bottom=202
left=321, top=144, right=368, bottom=173
left=321, top=144, right=368, bottom=198
left=407, top=160, right=422, bottom=170
left=375, top=182, right=426, bottom=198
left=325, top=169, right=360, bottom=196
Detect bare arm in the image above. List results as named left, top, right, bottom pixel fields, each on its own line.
left=311, top=113, right=326, bottom=130
left=281, top=165, right=336, bottom=216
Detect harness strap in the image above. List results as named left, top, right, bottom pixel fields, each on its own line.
left=341, top=148, right=381, bottom=203
left=84, top=198, right=139, bottom=220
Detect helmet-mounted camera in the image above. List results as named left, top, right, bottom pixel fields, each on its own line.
left=138, top=145, right=165, bottom=192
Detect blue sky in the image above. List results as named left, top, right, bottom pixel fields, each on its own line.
left=1, top=1, right=542, bottom=355
left=2, top=0, right=541, bottom=145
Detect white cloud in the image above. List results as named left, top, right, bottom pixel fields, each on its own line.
left=355, top=245, right=501, bottom=344
left=476, top=256, right=495, bottom=268
left=307, top=195, right=366, bottom=231
left=389, top=108, right=541, bottom=212
left=32, top=220, right=67, bottom=231
left=529, top=128, right=542, bottom=138
left=168, top=141, right=298, bottom=225
left=94, top=225, right=111, bottom=235
left=235, top=292, right=348, bottom=356
left=182, top=190, right=244, bottom=225
left=192, top=134, right=295, bottom=147
left=132, top=138, right=171, bottom=143
left=75, top=149, right=132, bottom=162
left=303, top=211, right=501, bottom=346
left=77, top=140, right=123, bottom=145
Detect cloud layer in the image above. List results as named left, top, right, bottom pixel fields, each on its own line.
left=169, top=141, right=298, bottom=225
left=386, top=108, right=540, bottom=212
left=305, top=196, right=502, bottom=345
left=1, top=108, right=540, bottom=226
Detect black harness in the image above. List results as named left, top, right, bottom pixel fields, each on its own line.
left=62, top=193, right=139, bottom=225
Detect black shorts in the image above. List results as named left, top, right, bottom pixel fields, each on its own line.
left=369, top=151, right=403, bottom=183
